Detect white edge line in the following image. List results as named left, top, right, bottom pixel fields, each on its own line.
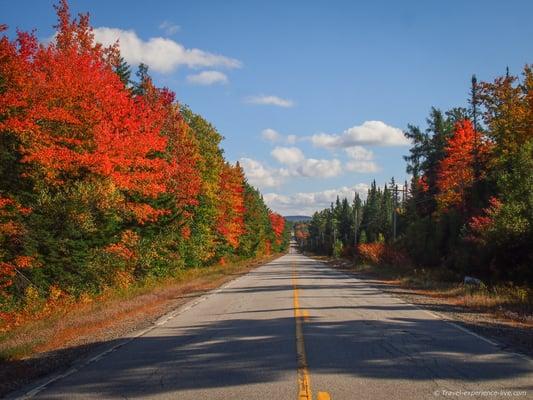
left=14, top=259, right=272, bottom=399
left=316, top=257, right=533, bottom=364
left=415, top=306, right=498, bottom=346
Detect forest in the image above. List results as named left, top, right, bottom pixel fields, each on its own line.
left=0, top=1, right=289, bottom=329
left=297, top=69, right=533, bottom=284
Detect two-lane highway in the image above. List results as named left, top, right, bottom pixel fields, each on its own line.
left=18, top=247, right=532, bottom=399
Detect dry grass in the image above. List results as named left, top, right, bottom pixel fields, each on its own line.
left=353, top=261, right=533, bottom=325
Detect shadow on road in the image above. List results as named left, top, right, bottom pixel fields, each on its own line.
left=8, top=312, right=532, bottom=397
left=5, top=256, right=532, bottom=397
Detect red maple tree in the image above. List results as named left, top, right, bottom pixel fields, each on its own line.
left=269, top=212, right=285, bottom=245
left=0, top=1, right=201, bottom=223
left=436, top=120, right=486, bottom=211
left=216, top=162, right=245, bottom=249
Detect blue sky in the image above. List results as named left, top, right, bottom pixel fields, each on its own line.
left=2, top=1, right=533, bottom=215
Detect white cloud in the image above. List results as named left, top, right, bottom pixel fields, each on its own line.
left=240, top=147, right=343, bottom=191
left=343, top=145, right=379, bottom=173
left=345, top=145, right=373, bottom=160
left=295, top=158, right=342, bottom=178
left=271, top=147, right=305, bottom=165
left=245, top=95, right=294, bottom=108
left=311, top=133, right=339, bottom=148
left=264, top=184, right=369, bottom=216
left=261, top=128, right=281, bottom=142
left=286, top=135, right=297, bottom=145
left=269, top=146, right=342, bottom=178
left=311, top=120, right=410, bottom=148
left=345, top=160, right=379, bottom=173
left=261, top=128, right=299, bottom=145
left=159, top=21, right=180, bottom=35
left=239, top=158, right=288, bottom=188
left=186, top=70, right=228, bottom=85
left=93, top=27, right=241, bottom=73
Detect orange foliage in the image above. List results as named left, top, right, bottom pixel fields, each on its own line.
left=0, top=284, right=74, bottom=332
left=216, top=163, right=245, bottom=248
left=181, top=225, right=191, bottom=240
left=0, top=1, right=280, bottom=330
left=0, top=196, right=34, bottom=290
left=264, top=240, right=272, bottom=256
left=295, top=230, right=308, bottom=240
left=418, top=175, right=429, bottom=193
left=466, top=197, right=502, bottom=245
left=269, top=212, right=285, bottom=245
left=436, top=120, right=487, bottom=211
left=0, top=1, right=201, bottom=224
left=357, top=243, right=410, bottom=266
left=141, top=80, right=201, bottom=212
left=104, top=230, right=140, bottom=261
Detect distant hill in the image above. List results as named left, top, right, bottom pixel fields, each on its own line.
left=284, top=215, right=312, bottom=222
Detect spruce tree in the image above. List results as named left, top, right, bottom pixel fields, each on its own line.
left=114, top=56, right=131, bottom=87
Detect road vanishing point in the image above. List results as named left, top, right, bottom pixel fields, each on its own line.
left=17, top=243, right=532, bottom=400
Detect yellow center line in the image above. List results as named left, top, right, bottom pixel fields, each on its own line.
left=292, top=261, right=331, bottom=400
left=292, top=263, right=312, bottom=400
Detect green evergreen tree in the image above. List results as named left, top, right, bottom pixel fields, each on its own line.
left=114, top=56, right=131, bottom=87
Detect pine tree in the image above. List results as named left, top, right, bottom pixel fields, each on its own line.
left=114, top=56, right=131, bottom=87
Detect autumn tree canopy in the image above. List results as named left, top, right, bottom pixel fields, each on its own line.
left=436, top=120, right=485, bottom=212
left=0, top=1, right=289, bottom=328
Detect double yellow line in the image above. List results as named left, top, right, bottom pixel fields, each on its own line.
left=292, top=261, right=331, bottom=400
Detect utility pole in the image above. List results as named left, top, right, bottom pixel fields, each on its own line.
left=392, top=185, right=409, bottom=241
left=392, top=184, right=398, bottom=241
left=392, top=208, right=397, bottom=241
left=471, top=74, right=481, bottom=184
left=354, top=207, right=358, bottom=246
left=471, top=75, right=478, bottom=133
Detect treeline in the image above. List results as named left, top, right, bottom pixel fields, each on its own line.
left=0, top=1, right=289, bottom=323
left=298, top=68, right=533, bottom=284
left=297, top=179, right=405, bottom=256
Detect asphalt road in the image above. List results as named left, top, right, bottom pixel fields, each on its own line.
left=19, top=245, right=533, bottom=399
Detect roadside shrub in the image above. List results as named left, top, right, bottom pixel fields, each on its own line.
left=357, top=243, right=410, bottom=267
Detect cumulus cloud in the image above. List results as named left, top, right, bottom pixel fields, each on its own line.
left=239, top=158, right=288, bottom=188
left=343, top=145, right=379, bottom=173
left=159, top=21, right=180, bottom=35
left=295, top=158, right=342, bottom=178
left=271, top=147, right=305, bottom=165
left=345, top=160, right=379, bottom=173
left=286, top=135, right=297, bottom=145
left=245, top=95, right=294, bottom=107
left=261, top=128, right=281, bottom=142
left=261, top=128, right=299, bottom=144
left=269, top=147, right=342, bottom=178
left=264, top=184, right=369, bottom=215
left=345, top=145, right=373, bottom=160
left=311, top=120, right=410, bottom=148
left=240, top=148, right=343, bottom=190
left=186, top=70, right=228, bottom=85
left=93, top=27, right=241, bottom=73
